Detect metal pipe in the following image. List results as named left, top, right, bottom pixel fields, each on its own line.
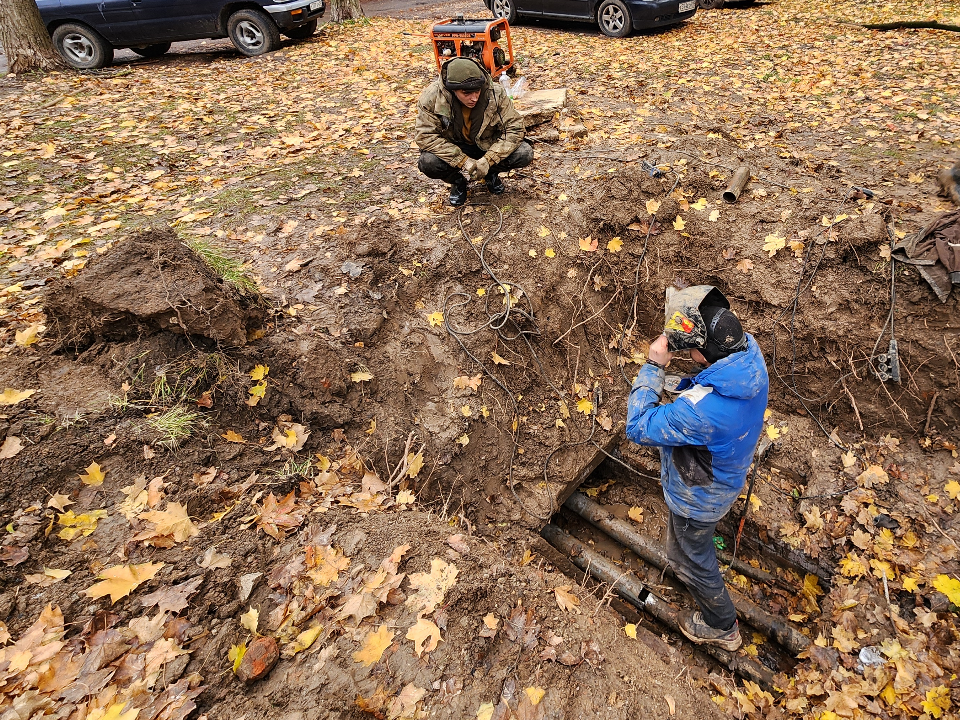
left=540, top=523, right=775, bottom=688
left=564, top=492, right=809, bottom=655
left=723, top=165, right=751, bottom=203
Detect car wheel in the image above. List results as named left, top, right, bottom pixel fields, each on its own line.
left=697, top=0, right=725, bottom=8
left=51, top=23, right=113, bottom=70
left=597, top=0, right=631, bottom=37
left=131, top=42, right=171, bottom=58
left=491, top=0, right=518, bottom=24
left=227, top=8, right=282, bottom=56
left=282, top=19, right=318, bottom=40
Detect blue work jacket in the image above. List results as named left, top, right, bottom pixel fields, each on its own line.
left=626, top=334, right=769, bottom=523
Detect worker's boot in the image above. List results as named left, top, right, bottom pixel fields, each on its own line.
left=485, top=172, right=505, bottom=195
left=678, top=610, right=742, bottom=651
left=448, top=175, right=468, bottom=207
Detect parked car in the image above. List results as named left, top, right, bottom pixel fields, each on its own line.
left=37, top=0, right=326, bottom=70
left=485, top=0, right=695, bottom=37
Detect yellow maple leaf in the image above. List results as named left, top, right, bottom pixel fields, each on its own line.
left=461, top=405, right=472, bottom=417
left=545, top=248, right=556, bottom=258
left=249, top=365, right=269, bottom=381
left=229, top=641, right=247, bottom=673
left=538, top=225, right=552, bottom=238
left=491, top=352, right=511, bottom=365
left=84, top=562, right=165, bottom=604
left=14, top=323, right=41, bottom=346
left=645, top=199, right=660, bottom=215
left=576, top=398, right=593, bottom=415
left=902, top=576, right=919, bottom=592
left=921, top=686, right=952, bottom=719
left=246, top=380, right=267, bottom=406
left=406, top=618, right=442, bottom=656
left=628, top=506, right=644, bottom=523
left=222, top=430, right=245, bottom=443
left=476, top=703, right=495, bottom=720
left=607, top=237, right=623, bottom=252
left=406, top=558, right=458, bottom=617
left=763, top=234, right=786, bottom=257
left=525, top=687, right=546, bottom=706
left=578, top=236, right=598, bottom=252
left=673, top=216, right=686, bottom=231
left=708, top=209, right=720, bottom=222
left=0, top=388, right=36, bottom=406
left=407, top=451, right=425, bottom=478
left=351, top=370, right=373, bottom=382
left=624, top=623, right=637, bottom=639
left=308, top=546, right=350, bottom=586
left=285, top=624, right=323, bottom=657
left=87, top=702, right=139, bottom=720
left=766, top=425, right=781, bottom=441
left=58, top=509, right=107, bottom=540
left=945, top=480, right=960, bottom=500
left=80, top=462, right=105, bottom=486
left=353, top=625, right=394, bottom=666
left=133, top=502, right=198, bottom=544
left=691, top=198, right=708, bottom=211
left=427, top=312, right=444, bottom=327
left=456, top=434, right=469, bottom=446
left=932, top=574, right=960, bottom=605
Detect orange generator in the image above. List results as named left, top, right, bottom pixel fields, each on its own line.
left=430, top=17, right=514, bottom=79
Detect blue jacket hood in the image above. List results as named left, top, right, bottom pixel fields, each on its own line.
left=689, top=335, right=766, bottom=401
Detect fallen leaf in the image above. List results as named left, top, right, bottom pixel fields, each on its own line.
left=229, top=642, right=247, bottom=673
left=762, top=233, right=786, bottom=257
left=351, top=370, right=373, bottom=382
left=396, top=489, right=415, bottom=505
left=407, top=451, right=425, bottom=478
left=80, top=462, right=106, bottom=486
left=545, top=248, right=556, bottom=258
left=0, top=388, right=36, bottom=406
left=554, top=585, right=580, bottom=613
left=140, top=575, right=203, bottom=613
left=406, top=618, right=442, bottom=656
left=708, top=209, right=720, bottom=222
left=47, top=493, right=73, bottom=511
left=241, top=606, right=259, bottom=634
left=428, top=312, right=444, bottom=327
left=58, top=509, right=108, bottom=540
left=576, top=398, right=593, bottom=415
left=199, top=546, right=232, bottom=569
left=525, top=687, right=546, bottom=706
left=453, top=374, right=482, bottom=392
left=578, top=236, right=598, bottom=252
left=222, top=430, right=245, bottom=443
left=691, top=198, right=708, bottom=210
left=673, top=216, right=685, bottom=231
left=538, top=225, right=551, bottom=237
left=476, top=702, right=495, bottom=720
left=624, top=623, right=637, bottom=639
left=246, top=380, right=267, bottom=406
left=249, top=364, right=269, bottom=381
left=0, top=436, right=23, bottom=459
left=607, top=237, right=622, bottom=252
left=736, top=258, right=754, bottom=274
left=133, top=502, right=199, bottom=546
left=353, top=625, right=394, bottom=666
left=15, top=323, right=42, bottom=346
left=24, top=567, right=72, bottom=587
left=491, top=352, right=511, bottom=365
left=646, top=199, right=660, bottom=215
left=628, top=506, right=644, bottom=523
left=406, top=558, right=458, bottom=617
left=84, top=562, right=165, bottom=604
left=480, top=613, right=500, bottom=638
left=932, top=574, right=960, bottom=605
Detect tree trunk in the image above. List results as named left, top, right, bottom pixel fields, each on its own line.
left=0, top=0, right=67, bottom=74
left=329, top=0, right=365, bottom=24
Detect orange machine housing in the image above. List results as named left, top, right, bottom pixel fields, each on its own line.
left=430, top=17, right=514, bottom=79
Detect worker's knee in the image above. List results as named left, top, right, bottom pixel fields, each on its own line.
left=504, top=140, right=534, bottom=170
left=418, top=152, right=456, bottom=180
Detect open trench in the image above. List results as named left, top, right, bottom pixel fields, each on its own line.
left=533, top=450, right=825, bottom=690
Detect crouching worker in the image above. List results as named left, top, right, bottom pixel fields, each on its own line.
left=626, top=286, right=768, bottom=651
left=415, top=57, right=533, bottom=207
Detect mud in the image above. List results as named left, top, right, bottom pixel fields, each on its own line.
left=44, top=226, right=264, bottom=349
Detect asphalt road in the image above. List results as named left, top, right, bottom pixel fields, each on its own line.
left=0, top=0, right=488, bottom=74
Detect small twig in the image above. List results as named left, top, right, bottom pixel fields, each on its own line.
left=944, top=335, right=960, bottom=393
left=880, top=569, right=904, bottom=639
left=923, top=391, right=940, bottom=436
left=829, top=358, right=863, bottom=432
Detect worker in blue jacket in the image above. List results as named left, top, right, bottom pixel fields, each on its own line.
left=626, top=285, right=768, bottom=651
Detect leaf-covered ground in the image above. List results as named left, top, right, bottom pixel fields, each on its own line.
left=1, top=1, right=959, bottom=719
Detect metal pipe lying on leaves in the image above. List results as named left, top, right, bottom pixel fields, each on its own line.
left=564, top=492, right=810, bottom=656
left=723, top=165, right=751, bottom=203
left=540, top=523, right=775, bottom=689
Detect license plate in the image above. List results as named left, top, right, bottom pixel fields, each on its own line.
left=679, top=0, right=695, bottom=10
left=309, top=0, right=322, bottom=10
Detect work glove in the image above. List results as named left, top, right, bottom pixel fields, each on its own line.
left=461, top=158, right=478, bottom=180
left=470, top=156, right=491, bottom=181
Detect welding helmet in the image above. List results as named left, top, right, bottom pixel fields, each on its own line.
left=664, top=285, right=747, bottom=362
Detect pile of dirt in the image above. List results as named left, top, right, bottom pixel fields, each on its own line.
left=44, top=226, right=264, bottom=349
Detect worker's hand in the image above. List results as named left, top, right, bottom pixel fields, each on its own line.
left=461, top=158, right=478, bottom=179
left=648, top=334, right=673, bottom=367
left=470, top=156, right=491, bottom=181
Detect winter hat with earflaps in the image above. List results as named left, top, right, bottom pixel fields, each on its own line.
left=443, top=58, right=486, bottom=92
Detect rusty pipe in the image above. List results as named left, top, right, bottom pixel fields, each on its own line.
left=564, top=492, right=809, bottom=656
left=723, top=165, right=751, bottom=203
left=540, top=523, right=775, bottom=688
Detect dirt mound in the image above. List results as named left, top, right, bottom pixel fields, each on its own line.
left=44, top=226, right=264, bottom=349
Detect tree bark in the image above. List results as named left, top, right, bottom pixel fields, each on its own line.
left=0, top=0, right=67, bottom=74
left=329, top=0, right=365, bottom=24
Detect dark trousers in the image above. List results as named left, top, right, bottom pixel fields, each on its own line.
left=418, top=141, right=534, bottom=184
left=665, top=510, right=737, bottom=631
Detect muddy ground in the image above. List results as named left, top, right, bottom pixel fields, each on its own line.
left=1, top=1, right=959, bottom=718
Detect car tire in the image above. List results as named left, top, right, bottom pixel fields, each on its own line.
left=490, top=0, right=518, bottom=24
left=697, top=0, right=725, bottom=7
left=597, top=0, right=631, bottom=37
left=51, top=23, right=113, bottom=70
left=281, top=19, right=318, bottom=39
left=227, top=8, right=282, bottom=56
left=131, top=42, right=171, bottom=58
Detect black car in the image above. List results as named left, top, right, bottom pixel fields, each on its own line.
left=37, top=0, right=326, bottom=69
left=485, top=0, right=695, bottom=37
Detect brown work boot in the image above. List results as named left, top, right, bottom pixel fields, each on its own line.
left=678, top=610, right=742, bottom=651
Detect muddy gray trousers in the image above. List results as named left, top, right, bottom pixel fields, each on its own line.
left=666, top=510, right=737, bottom=631
left=418, top=141, right=534, bottom=184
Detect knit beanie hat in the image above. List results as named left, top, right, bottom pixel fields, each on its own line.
left=443, top=58, right=486, bottom=91
left=699, top=306, right=747, bottom=363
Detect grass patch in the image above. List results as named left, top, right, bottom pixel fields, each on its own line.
left=147, top=406, right=201, bottom=448
left=184, top=239, right=258, bottom=294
